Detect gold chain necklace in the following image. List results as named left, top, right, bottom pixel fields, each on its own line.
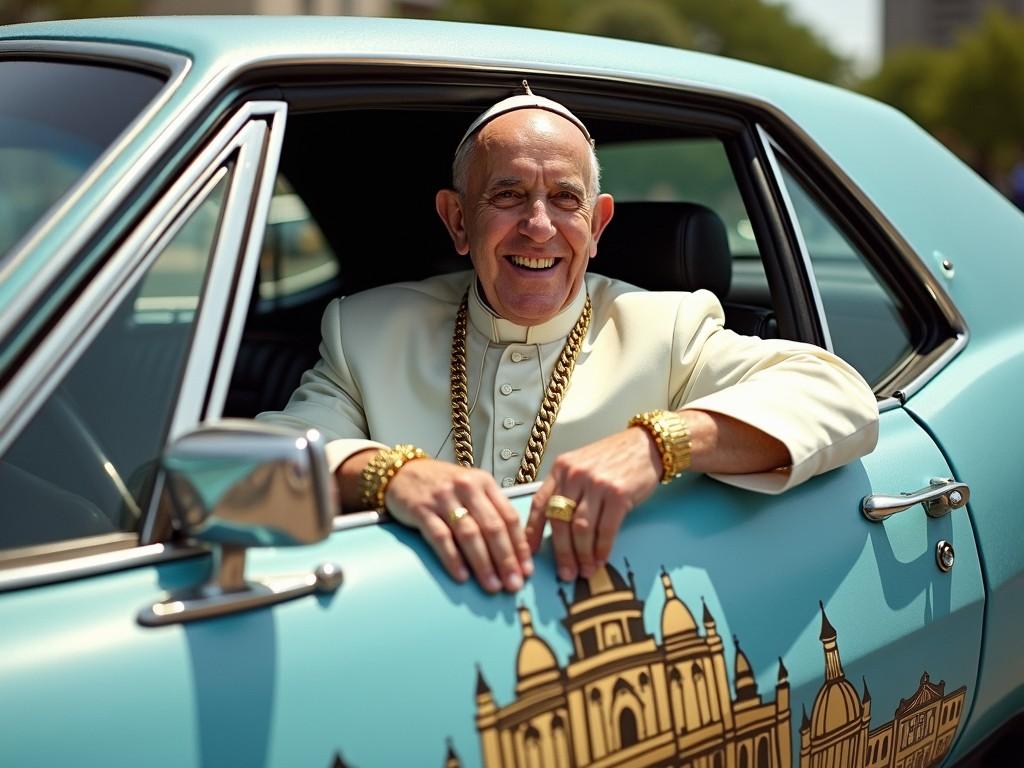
left=449, top=289, right=592, bottom=484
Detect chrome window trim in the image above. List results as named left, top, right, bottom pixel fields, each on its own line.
left=0, top=103, right=280, bottom=456
left=0, top=40, right=191, bottom=342
left=201, top=102, right=288, bottom=424
left=892, top=330, right=968, bottom=403
left=0, top=542, right=204, bottom=594
left=756, top=125, right=969, bottom=400
left=878, top=396, right=903, bottom=414
left=167, top=113, right=272, bottom=438
left=756, top=125, right=834, bottom=353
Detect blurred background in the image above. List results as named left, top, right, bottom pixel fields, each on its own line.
left=3, top=0, right=1024, bottom=208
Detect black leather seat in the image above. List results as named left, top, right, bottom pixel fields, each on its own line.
left=595, top=201, right=777, bottom=338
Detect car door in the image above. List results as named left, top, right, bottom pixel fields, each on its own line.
left=0, top=90, right=984, bottom=768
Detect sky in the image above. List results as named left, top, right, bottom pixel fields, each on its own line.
left=770, top=0, right=882, bottom=75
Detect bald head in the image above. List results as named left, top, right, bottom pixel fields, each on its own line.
left=453, top=109, right=602, bottom=201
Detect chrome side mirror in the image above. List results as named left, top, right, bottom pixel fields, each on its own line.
left=139, top=420, right=342, bottom=627
left=163, top=419, right=332, bottom=547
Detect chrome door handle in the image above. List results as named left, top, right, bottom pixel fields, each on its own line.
left=862, top=478, right=970, bottom=522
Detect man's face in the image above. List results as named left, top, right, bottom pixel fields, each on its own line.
left=437, top=110, right=614, bottom=326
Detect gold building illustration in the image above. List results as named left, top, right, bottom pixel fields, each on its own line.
left=800, top=603, right=966, bottom=768
left=472, top=562, right=792, bottom=768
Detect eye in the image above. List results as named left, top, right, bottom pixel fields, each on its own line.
left=490, top=190, right=523, bottom=207
left=552, top=190, right=582, bottom=209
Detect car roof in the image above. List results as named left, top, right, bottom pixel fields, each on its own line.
left=0, top=15, right=856, bottom=105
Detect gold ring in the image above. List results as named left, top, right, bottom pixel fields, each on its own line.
left=448, top=506, right=469, bottom=526
left=545, top=495, right=577, bottom=522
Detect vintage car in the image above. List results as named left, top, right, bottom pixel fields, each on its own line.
left=0, top=15, right=1021, bottom=768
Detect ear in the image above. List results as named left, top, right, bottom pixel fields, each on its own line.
left=435, top=189, right=470, bottom=256
left=589, top=193, right=615, bottom=258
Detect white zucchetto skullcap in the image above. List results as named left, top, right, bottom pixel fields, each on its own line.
left=456, top=80, right=593, bottom=153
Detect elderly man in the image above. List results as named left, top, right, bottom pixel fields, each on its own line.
left=262, top=85, right=878, bottom=594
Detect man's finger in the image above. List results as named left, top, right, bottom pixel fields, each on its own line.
left=595, top=497, right=630, bottom=567
left=419, top=514, right=470, bottom=583
left=548, top=517, right=578, bottom=582
left=461, top=486, right=524, bottom=592
left=572, top=488, right=600, bottom=579
left=447, top=505, right=504, bottom=594
left=485, top=483, right=534, bottom=578
left=526, top=477, right=556, bottom=552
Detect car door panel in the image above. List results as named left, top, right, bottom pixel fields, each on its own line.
left=0, top=405, right=982, bottom=768
left=902, top=337, right=1024, bottom=759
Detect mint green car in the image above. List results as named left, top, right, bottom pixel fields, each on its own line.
left=0, top=16, right=1020, bottom=768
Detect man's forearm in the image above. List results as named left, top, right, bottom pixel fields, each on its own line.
left=677, top=408, right=791, bottom=475
left=337, top=448, right=380, bottom=512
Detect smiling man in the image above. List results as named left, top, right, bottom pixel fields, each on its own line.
left=261, top=84, right=878, bottom=593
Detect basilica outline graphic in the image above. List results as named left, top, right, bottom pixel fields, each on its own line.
left=442, top=561, right=967, bottom=768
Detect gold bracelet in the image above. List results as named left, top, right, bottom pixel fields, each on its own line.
left=359, top=444, right=427, bottom=511
left=629, top=410, right=691, bottom=484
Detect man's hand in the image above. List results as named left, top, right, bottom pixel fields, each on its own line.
left=339, top=453, right=533, bottom=593
left=526, top=427, right=662, bottom=582
left=525, top=410, right=791, bottom=582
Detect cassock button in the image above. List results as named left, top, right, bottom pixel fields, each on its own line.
left=500, top=383, right=514, bottom=396
left=502, top=417, right=516, bottom=429
left=510, top=351, right=524, bottom=363
left=500, top=448, right=513, bottom=460
left=501, top=477, right=515, bottom=488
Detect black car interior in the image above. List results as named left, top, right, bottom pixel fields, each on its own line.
left=224, top=106, right=780, bottom=420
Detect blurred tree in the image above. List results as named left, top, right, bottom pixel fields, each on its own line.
left=1, top=0, right=140, bottom=25
left=439, top=0, right=576, bottom=30
left=439, top=0, right=846, bottom=83
left=661, top=0, right=847, bottom=83
left=862, top=7, right=1024, bottom=182
left=939, top=7, right=1024, bottom=180
left=859, top=47, right=949, bottom=134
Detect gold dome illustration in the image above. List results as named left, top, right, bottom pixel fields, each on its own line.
left=514, top=603, right=560, bottom=693
left=659, top=565, right=698, bottom=637
left=733, top=636, right=759, bottom=702
left=809, top=602, right=862, bottom=738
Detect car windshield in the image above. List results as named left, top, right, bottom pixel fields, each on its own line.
left=0, top=59, right=165, bottom=257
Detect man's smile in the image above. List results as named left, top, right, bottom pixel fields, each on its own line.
left=506, top=254, right=559, bottom=271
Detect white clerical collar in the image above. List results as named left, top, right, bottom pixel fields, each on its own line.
left=468, top=280, right=587, bottom=344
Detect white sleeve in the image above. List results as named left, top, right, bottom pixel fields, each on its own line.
left=669, top=290, right=879, bottom=494
left=256, top=298, right=385, bottom=472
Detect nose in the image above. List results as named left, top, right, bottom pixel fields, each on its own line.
left=519, top=198, right=557, bottom=242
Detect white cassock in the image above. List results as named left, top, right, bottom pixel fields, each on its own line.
left=259, top=271, right=878, bottom=494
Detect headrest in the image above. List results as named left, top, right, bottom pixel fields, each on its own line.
left=594, top=202, right=732, bottom=297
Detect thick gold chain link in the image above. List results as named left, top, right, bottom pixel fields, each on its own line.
left=449, top=289, right=592, bottom=484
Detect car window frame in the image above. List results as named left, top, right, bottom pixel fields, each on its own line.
left=754, top=125, right=966, bottom=403
left=240, top=65, right=964, bottom=390
left=0, top=101, right=286, bottom=581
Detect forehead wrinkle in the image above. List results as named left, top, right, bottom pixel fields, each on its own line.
left=488, top=177, right=521, bottom=190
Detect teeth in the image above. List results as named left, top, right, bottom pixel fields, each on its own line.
left=510, top=255, right=555, bottom=269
